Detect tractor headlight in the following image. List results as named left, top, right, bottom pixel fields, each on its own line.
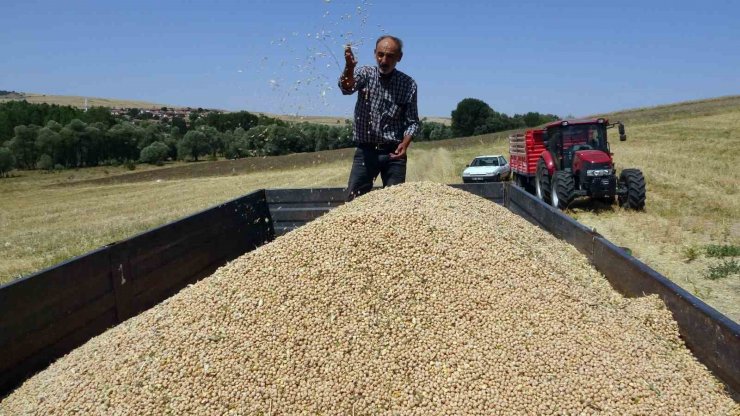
left=586, top=169, right=611, bottom=177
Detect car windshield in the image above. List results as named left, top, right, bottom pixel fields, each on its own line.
left=472, top=157, right=499, bottom=167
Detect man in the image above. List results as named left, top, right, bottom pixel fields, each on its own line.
left=339, top=35, right=419, bottom=201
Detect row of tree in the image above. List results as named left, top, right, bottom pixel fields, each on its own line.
left=450, top=98, right=559, bottom=137
left=0, top=98, right=557, bottom=176
left=0, top=119, right=352, bottom=172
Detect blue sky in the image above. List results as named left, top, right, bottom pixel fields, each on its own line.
left=1, top=0, right=738, bottom=118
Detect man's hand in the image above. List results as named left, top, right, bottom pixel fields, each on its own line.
left=341, top=45, right=357, bottom=92
left=344, top=44, right=357, bottom=68
left=390, top=137, right=411, bottom=160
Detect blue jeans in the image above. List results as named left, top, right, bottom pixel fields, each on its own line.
left=347, top=147, right=407, bottom=201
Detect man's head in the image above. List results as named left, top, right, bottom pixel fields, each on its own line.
left=375, top=35, right=403, bottom=75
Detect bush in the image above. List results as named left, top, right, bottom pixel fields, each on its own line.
left=139, top=141, right=170, bottom=165
left=36, top=154, right=54, bottom=171
left=682, top=245, right=700, bottom=263
left=705, top=244, right=740, bottom=258
left=123, top=160, right=136, bottom=170
left=705, top=259, right=740, bottom=280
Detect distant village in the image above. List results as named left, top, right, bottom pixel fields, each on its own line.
left=108, top=106, right=221, bottom=126
left=110, top=106, right=213, bottom=118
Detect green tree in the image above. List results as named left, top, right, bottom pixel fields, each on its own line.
left=46, top=120, right=63, bottom=132
left=178, top=130, right=209, bottom=161
left=517, top=112, right=559, bottom=127
left=188, top=112, right=199, bottom=124
left=82, top=124, right=106, bottom=166
left=0, top=101, right=84, bottom=142
left=221, top=130, right=236, bottom=158
left=0, top=147, right=15, bottom=177
left=8, top=124, right=40, bottom=169
left=35, top=126, right=62, bottom=164
left=82, top=106, right=115, bottom=127
left=473, top=110, right=517, bottom=135
left=36, top=154, right=54, bottom=171
left=139, top=141, right=170, bottom=165
left=106, top=122, right=140, bottom=163
left=451, top=98, right=494, bottom=137
left=138, top=122, right=162, bottom=149
left=170, top=117, right=188, bottom=136
left=197, top=125, right=222, bottom=157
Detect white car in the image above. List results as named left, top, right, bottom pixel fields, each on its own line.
left=462, top=155, right=511, bottom=183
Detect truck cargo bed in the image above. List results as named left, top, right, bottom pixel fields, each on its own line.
left=1, top=183, right=737, bottom=397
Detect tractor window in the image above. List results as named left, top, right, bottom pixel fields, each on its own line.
left=562, top=125, right=589, bottom=148
left=562, top=124, right=607, bottom=151
left=547, top=129, right=562, bottom=154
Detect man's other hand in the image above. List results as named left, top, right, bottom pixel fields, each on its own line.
left=390, top=142, right=408, bottom=160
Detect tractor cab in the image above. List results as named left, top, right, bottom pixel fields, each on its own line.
left=543, top=118, right=624, bottom=172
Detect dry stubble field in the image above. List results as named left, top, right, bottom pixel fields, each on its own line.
left=1, top=96, right=738, bottom=321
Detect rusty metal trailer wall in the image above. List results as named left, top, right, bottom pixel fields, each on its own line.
left=0, top=183, right=737, bottom=397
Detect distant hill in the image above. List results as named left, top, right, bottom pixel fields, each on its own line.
left=0, top=91, right=452, bottom=125
left=0, top=92, right=184, bottom=110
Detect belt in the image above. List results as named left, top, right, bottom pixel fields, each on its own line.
left=357, top=142, right=399, bottom=151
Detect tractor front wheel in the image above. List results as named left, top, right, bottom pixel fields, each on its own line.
left=551, top=171, right=575, bottom=210
left=535, top=160, right=551, bottom=202
left=618, top=169, right=646, bottom=210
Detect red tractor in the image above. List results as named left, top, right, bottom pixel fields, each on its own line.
left=509, top=118, right=646, bottom=210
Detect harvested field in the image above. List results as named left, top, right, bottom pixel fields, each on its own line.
left=2, top=183, right=736, bottom=414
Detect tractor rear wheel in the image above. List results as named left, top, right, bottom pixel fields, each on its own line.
left=535, top=160, right=551, bottom=202
left=551, top=171, right=575, bottom=209
left=618, top=169, right=646, bottom=210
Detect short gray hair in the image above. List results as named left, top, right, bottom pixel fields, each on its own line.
left=375, top=35, right=403, bottom=55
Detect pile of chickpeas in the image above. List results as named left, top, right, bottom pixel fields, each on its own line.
left=2, top=182, right=736, bottom=415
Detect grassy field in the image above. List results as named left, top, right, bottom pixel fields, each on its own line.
left=1, top=96, right=738, bottom=321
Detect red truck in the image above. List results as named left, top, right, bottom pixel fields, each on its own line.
left=509, top=118, right=645, bottom=210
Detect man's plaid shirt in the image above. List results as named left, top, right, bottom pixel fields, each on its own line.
left=339, top=66, right=419, bottom=145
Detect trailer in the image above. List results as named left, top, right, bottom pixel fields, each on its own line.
left=0, top=183, right=737, bottom=397
left=510, top=119, right=646, bottom=210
